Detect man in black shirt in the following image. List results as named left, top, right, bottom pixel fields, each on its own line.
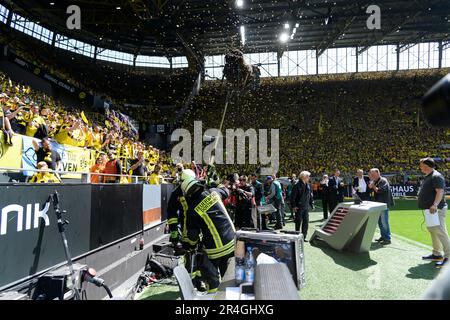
left=251, top=173, right=270, bottom=230
left=234, top=175, right=255, bottom=229
left=32, top=138, right=61, bottom=171
left=418, top=158, right=449, bottom=268
left=129, top=151, right=147, bottom=182
left=291, top=171, right=314, bottom=241
left=368, top=168, right=394, bottom=245
left=328, top=169, right=345, bottom=212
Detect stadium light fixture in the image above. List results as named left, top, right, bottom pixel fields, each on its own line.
left=295, top=23, right=299, bottom=28
left=279, top=33, right=289, bottom=43
left=284, top=23, right=290, bottom=29
left=240, top=25, right=246, bottom=45
left=236, top=0, right=244, bottom=8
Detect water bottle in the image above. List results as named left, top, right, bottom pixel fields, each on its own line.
left=235, top=258, right=245, bottom=285
left=244, top=247, right=255, bottom=284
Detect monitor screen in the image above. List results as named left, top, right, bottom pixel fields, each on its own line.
left=236, top=237, right=299, bottom=288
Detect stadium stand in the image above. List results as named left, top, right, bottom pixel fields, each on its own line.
left=1, top=0, right=450, bottom=303
left=183, top=69, right=450, bottom=180
left=0, top=70, right=175, bottom=181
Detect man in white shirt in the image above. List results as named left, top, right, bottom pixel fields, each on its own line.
left=353, top=169, right=371, bottom=201
left=320, top=174, right=331, bottom=220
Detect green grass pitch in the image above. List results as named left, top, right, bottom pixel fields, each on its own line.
left=389, top=199, right=450, bottom=247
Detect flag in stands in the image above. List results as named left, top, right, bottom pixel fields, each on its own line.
left=318, top=114, right=324, bottom=136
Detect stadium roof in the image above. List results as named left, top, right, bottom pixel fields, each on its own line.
left=5, top=0, right=450, bottom=58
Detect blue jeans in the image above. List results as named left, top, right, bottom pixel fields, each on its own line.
left=378, top=209, right=391, bottom=241
left=272, top=198, right=284, bottom=226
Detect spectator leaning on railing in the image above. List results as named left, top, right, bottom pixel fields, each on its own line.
left=129, top=150, right=147, bottom=182
left=29, top=161, right=61, bottom=183
left=89, top=155, right=106, bottom=184
left=148, top=164, right=164, bottom=185
left=103, top=150, right=122, bottom=184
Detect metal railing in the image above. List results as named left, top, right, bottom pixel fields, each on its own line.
left=0, top=166, right=174, bottom=184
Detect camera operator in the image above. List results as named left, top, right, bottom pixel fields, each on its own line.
left=234, top=175, right=255, bottom=229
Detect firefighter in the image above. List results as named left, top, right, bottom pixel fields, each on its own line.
left=181, top=174, right=236, bottom=292
left=167, top=168, right=215, bottom=291
left=167, top=168, right=196, bottom=246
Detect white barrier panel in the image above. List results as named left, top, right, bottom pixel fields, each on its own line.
left=142, top=184, right=162, bottom=229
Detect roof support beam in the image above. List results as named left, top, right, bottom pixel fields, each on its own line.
left=441, top=41, right=450, bottom=50
left=317, top=15, right=357, bottom=57
left=398, top=32, right=430, bottom=53
left=358, top=10, right=422, bottom=54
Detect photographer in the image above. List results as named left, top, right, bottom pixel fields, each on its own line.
left=234, top=175, right=255, bottom=229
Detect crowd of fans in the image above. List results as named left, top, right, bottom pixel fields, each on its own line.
left=183, top=68, right=450, bottom=182
left=0, top=70, right=174, bottom=183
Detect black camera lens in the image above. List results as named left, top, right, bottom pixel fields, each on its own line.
left=422, top=74, right=450, bottom=127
